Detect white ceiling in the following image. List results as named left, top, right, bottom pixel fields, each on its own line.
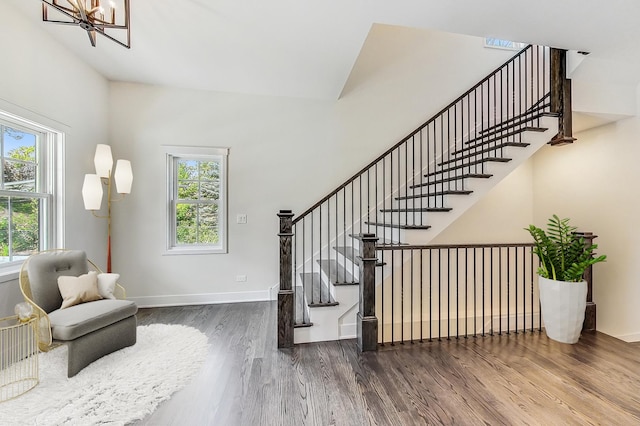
left=7, top=0, right=640, bottom=100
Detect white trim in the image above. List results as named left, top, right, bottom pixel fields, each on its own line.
left=339, top=323, right=356, bottom=339
left=163, top=145, right=229, bottom=255
left=128, top=290, right=270, bottom=308
left=0, top=268, right=19, bottom=283
left=483, top=37, right=526, bottom=51
left=269, top=282, right=279, bottom=301
left=0, top=106, right=65, bottom=269
left=615, top=332, right=640, bottom=343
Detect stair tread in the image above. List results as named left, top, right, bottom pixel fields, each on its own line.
left=334, top=246, right=387, bottom=267
left=464, top=126, right=547, bottom=150
left=318, top=259, right=358, bottom=285
left=348, top=234, right=407, bottom=246
left=365, top=222, right=432, bottom=230
left=431, top=157, right=511, bottom=175
left=410, top=173, right=492, bottom=189
left=396, top=190, right=473, bottom=201
left=449, top=142, right=529, bottom=159
left=300, top=272, right=337, bottom=306
left=479, top=110, right=558, bottom=136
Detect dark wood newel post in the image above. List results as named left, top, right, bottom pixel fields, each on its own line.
left=549, top=48, right=577, bottom=146
left=575, top=231, right=597, bottom=331
left=277, top=210, right=295, bottom=348
left=357, top=233, right=379, bottom=352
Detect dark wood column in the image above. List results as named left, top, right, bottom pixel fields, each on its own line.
left=549, top=48, right=577, bottom=146
left=575, top=232, right=597, bottom=331
left=356, top=233, right=379, bottom=352
left=277, top=210, right=295, bottom=348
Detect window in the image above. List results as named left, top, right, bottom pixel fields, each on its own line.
left=484, top=38, right=527, bottom=51
left=165, top=146, right=228, bottom=254
left=0, top=112, right=62, bottom=268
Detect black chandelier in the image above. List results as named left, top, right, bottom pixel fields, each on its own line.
left=41, top=0, right=131, bottom=49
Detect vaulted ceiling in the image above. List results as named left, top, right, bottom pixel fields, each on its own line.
left=7, top=0, right=640, bottom=100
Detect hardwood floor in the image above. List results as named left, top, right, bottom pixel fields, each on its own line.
left=134, top=302, right=640, bottom=425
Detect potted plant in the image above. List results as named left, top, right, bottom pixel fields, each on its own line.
left=526, top=215, right=606, bottom=344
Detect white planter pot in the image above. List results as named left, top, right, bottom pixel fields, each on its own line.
left=538, top=276, right=587, bottom=344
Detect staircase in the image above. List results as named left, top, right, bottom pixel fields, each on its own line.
left=278, top=44, right=569, bottom=346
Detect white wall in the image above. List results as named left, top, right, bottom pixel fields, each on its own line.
left=0, top=2, right=109, bottom=316
left=109, top=28, right=514, bottom=306
left=430, top=159, right=536, bottom=244
left=532, top=97, right=640, bottom=341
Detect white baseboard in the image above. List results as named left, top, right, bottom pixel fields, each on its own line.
left=615, top=332, right=640, bottom=343
left=269, top=283, right=279, bottom=301
left=129, top=290, right=271, bottom=308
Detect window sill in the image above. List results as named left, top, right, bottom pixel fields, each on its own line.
left=0, top=266, right=21, bottom=284
left=163, top=247, right=227, bottom=256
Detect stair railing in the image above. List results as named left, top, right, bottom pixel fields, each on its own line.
left=376, top=242, right=538, bottom=345
left=278, top=44, right=554, bottom=347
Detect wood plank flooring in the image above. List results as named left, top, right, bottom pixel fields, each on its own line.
left=134, top=302, right=640, bottom=425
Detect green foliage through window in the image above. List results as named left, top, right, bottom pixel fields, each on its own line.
left=0, top=125, right=43, bottom=263
left=174, top=158, right=222, bottom=246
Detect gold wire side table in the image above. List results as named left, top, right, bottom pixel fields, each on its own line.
left=0, top=315, right=39, bottom=402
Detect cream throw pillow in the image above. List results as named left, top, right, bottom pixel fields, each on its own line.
left=58, top=271, right=103, bottom=309
left=97, top=273, right=120, bottom=300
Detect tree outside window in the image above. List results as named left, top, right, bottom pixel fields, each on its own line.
left=166, top=146, right=228, bottom=254
left=0, top=125, right=48, bottom=263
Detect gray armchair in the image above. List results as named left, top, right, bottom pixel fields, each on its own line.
left=19, top=250, right=137, bottom=377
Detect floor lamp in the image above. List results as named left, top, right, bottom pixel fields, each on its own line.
left=81, top=144, right=133, bottom=273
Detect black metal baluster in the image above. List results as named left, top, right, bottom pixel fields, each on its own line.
left=507, top=247, right=511, bottom=334
left=391, top=248, right=395, bottom=345
left=420, top=248, right=424, bottom=342
left=438, top=248, right=442, bottom=341
left=429, top=248, right=433, bottom=342
left=473, top=247, right=477, bottom=337
left=350, top=182, right=354, bottom=282
left=482, top=247, right=485, bottom=337
left=456, top=247, right=460, bottom=338
left=381, top=249, right=385, bottom=344
left=326, top=201, right=330, bottom=299
left=401, top=249, right=405, bottom=344
left=405, top=140, right=408, bottom=228
left=530, top=246, right=535, bottom=332
left=513, top=246, right=518, bottom=334
left=499, top=246, right=502, bottom=335
left=490, top=247, right=494, bottom=336
left=447, top=248, right=451, bottom=340
left=410, top=249, right=414, bottom=343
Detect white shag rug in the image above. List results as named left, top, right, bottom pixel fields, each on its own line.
left=0, top=324, right=209, bottom=426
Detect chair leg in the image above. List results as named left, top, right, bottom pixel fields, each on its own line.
left=67, top=315, right=137, bottom=377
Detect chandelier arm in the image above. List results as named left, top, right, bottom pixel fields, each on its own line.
left=42, top=1, right=82, bottom=22
left=41, top=20, right=81, bottom=26
left=93, top=27, right=131, bottom=49
left=87, top=30, right=97, bottom=47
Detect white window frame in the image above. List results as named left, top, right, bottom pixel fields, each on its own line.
left=0, top=109, right=64, bottom=274
left=164, top=145, right=228, bottom=255
left=484, top=38, right=527, bottom=51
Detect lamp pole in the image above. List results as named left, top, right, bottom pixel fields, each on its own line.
left=82, top=144, right=133, bottom=273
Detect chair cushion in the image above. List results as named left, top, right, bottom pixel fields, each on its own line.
left=48, top=299, right=138, bottom=341
left=27, top=250, right=89, bottom=313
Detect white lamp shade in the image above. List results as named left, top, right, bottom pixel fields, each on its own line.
left=114, top=159, right=133, bottom=194
left=82, top=174, right=103, bottom=210
left=94, top=144, right=113, bottom=178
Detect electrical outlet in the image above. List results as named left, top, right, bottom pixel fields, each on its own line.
left=236, top=214, right=247, bottom=224
left=235, top=275, right=247, bottom=282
